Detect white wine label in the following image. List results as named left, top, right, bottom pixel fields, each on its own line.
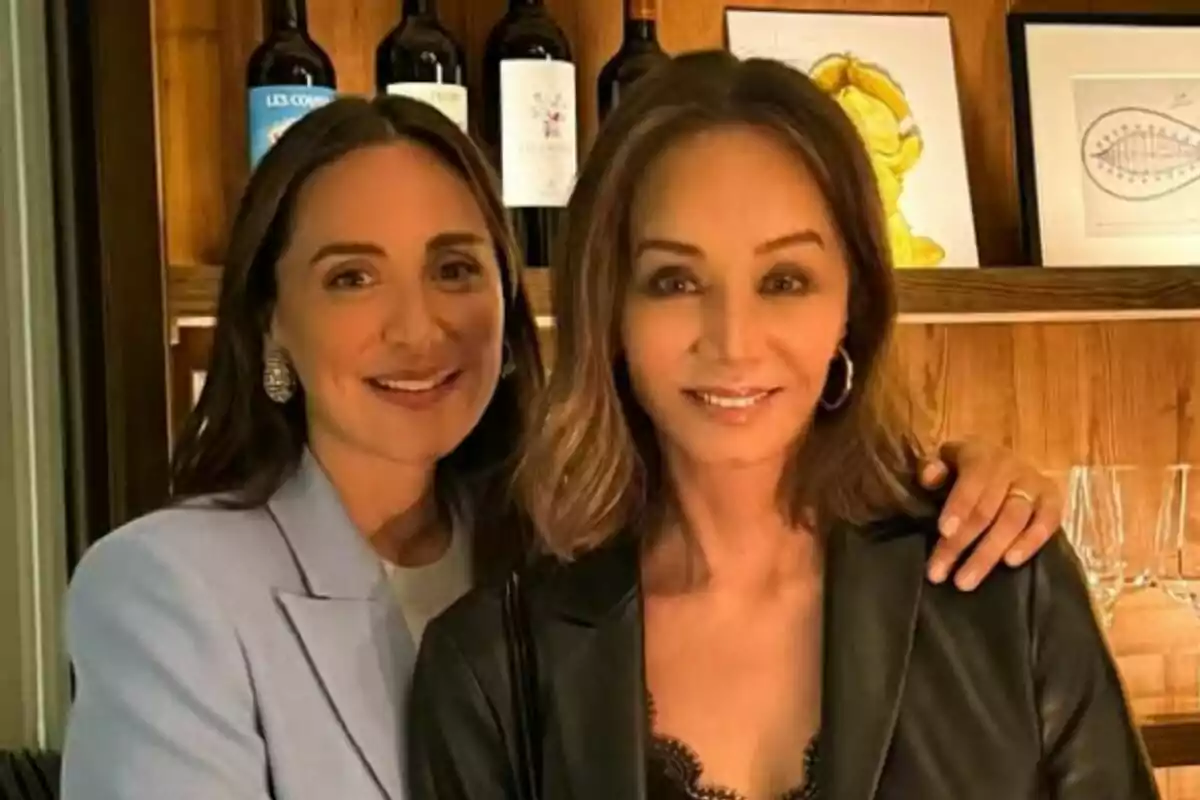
left=247, top=85, right=336, bottom=167
left=499, top=59, right=578, bottom=208
left=386, top=82, right=469, bottom=132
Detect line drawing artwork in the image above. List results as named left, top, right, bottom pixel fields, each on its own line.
left=1080, top=106, right=1200, bottom=201
left=1072, top=76, right=1200, bottom=238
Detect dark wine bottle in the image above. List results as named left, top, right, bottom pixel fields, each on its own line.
left=246, top=0, right=336, bottom=168
left=483, top=0, right=577, bottom=268
left=598, top=0, right=667, bottom=123
left=375, top=0, right=468, bottom=131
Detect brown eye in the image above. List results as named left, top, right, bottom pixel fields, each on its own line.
left=432, top=258, right=484, bottom=285
left=326, top=268, right=374, bottom=290
left=645, top=267, right=700, bottom=297
left=760, top=271, right=810, bottom=295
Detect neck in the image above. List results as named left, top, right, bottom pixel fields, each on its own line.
left=623, top=19, right=656, bottom=43
left=308, top=431, right=446, bottom=568
left=648, top=452, right=818, bottom=592
left=269, top=0, right=305, bottom=32
left=403, top=0, right=434, bottom=16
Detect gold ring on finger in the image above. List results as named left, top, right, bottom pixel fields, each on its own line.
left=1006, top=488, right=1036, bottom=504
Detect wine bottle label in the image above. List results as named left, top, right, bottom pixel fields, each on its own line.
left=247, top=85, right=336, bottom=167
left=386, top=82, right=469, bottom=132
left=499, top=60, right=578, bottom=208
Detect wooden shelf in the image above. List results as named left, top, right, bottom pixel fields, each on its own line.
left=1142, top=711, right=1200, bottom=768
left=169, top=263, right=1200, bottom=329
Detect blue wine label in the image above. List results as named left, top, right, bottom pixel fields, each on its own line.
left=247, top=85, right=336, bottom=167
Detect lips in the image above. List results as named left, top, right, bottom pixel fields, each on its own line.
left=364, top=369, right=463, bottom=409
left=367, top=369, right=459, bottom=393
left=684, top=387, right=781, bottom=409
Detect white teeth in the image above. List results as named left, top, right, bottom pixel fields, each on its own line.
left=374, top=376, right=444, bottom=392
left=695, top=392, right=769, bottom=409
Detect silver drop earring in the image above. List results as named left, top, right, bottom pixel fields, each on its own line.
left=263, top=344, right=296, bottom=403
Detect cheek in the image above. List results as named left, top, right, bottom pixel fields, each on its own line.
left=276, top=300, right=376, bottom=390
left=620, top=303, right=694, bottom=394
left=440, top=292, right=505, bottom=364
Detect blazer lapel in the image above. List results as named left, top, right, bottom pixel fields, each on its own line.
left=537, top=540, right=648, bottom=800
left=267, top=452, right=410, bottom=800
left=820, top=520, right=928, bottom=800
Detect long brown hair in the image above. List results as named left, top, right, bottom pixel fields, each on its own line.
left=171, top=95, right=542, bottom=574
left=518, top=50, right=928, bottom=558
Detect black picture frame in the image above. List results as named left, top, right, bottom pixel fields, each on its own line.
left=1007, top=11, right=1200, bottom=267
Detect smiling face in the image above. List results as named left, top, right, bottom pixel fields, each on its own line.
left=269, top=140, right=505, bottom=472
left=621, top=124, right=850, bottom=471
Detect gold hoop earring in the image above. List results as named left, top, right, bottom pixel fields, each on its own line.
left=263, top=344, right=296, bottom=404
left=819, top=344, right=854, bottom=411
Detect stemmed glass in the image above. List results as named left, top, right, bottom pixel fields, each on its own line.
left=1068, top=466, right=1127, bottom=629
left=1155, top=464, right=1200, bottom=616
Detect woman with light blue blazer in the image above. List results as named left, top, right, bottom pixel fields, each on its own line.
left=60, top=95, right=1066, bottom=800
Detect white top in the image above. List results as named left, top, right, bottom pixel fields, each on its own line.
left=385, top=527, right=473, bottom=647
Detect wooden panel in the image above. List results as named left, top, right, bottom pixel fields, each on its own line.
left=49, top=0, right=172, bottom=547
left=166, top=262, right=1200, bottom=324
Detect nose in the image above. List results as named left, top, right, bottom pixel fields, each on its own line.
left=697, top=286, right=762, bottom=366
left=382, top=280, right=443, bottom=350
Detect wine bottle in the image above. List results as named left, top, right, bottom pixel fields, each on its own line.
left=246, top=0, right=336, bottom=168
left=376, top=0, right=468, bottom=131
left=597, top=0, right=667, bottom=123
left=483, top=0, right=577, bottom=268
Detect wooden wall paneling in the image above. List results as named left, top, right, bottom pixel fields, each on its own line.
left=49, top=0, right=172, bottom=549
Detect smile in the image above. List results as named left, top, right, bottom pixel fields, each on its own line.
left=683, top=387, right=781, bottom=409
left=365, top=370, right=462, bottom=409
left=369, top=373, right=457, bottom=393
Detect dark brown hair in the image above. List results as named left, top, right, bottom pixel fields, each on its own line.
left=171, top=95, right=542, bottom=575
left=517, top=50, right=928, bottom=557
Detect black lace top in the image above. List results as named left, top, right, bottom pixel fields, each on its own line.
left=644, top=695, right=820, bottom=800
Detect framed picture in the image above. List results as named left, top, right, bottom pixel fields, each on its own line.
left=1009, top=13, right=1200, bottom=267
left=724, top=8, right=979, bottom=269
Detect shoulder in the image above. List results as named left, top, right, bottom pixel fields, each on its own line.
left=420, top=541, right=637, bottom=671
left=66, top=498, right=297, bottom=630
left=856, top=509, right=1086, bottom=612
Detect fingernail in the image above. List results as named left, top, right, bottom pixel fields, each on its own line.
left=956, top=570, right=980, bottom=591
left=1004, top=550, right=1024, bottom=566
left=928, top=563, right=948, bottom=583
left=940, top=516, right=960, bottom=537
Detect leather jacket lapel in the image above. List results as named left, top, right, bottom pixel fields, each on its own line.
left=537, top=540, right=649, bottom=800
left=821, top=521, right=928, bottom=800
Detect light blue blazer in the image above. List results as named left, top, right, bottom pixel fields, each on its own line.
left=61, top=452, right=415, bottom=799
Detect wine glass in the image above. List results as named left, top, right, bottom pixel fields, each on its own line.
left=1155, top=464, right=1200, bottom=616
left=1070, top=465, right=1127, bottom=629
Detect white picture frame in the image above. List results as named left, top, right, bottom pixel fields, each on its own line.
left=724, top=8, right=980, bottom=269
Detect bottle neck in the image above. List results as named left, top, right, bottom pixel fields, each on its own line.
left=625, top=0, right=656, bottom=25
left=402, top=0, right=435, bottom=16
left=268, top=0, right=307, bottom=32
left=623, top=19, right=657, bottom=45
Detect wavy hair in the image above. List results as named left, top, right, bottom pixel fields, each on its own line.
left=517, top=50, right=928, bottom=558
left=170, top=95, right=542, bottom=576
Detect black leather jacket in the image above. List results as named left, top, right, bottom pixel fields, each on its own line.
left=408, top=516, right=1158, bottom=800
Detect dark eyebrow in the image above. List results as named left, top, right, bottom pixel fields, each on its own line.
left=308, top=232, right=488, bottom=266
left=309, top=241, right=387, bottom=265
left=426, top=231, right=488, bottom=252
left=634, top=238, right=703, bottom=258
left=756, top=230, right=825, bottom=253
